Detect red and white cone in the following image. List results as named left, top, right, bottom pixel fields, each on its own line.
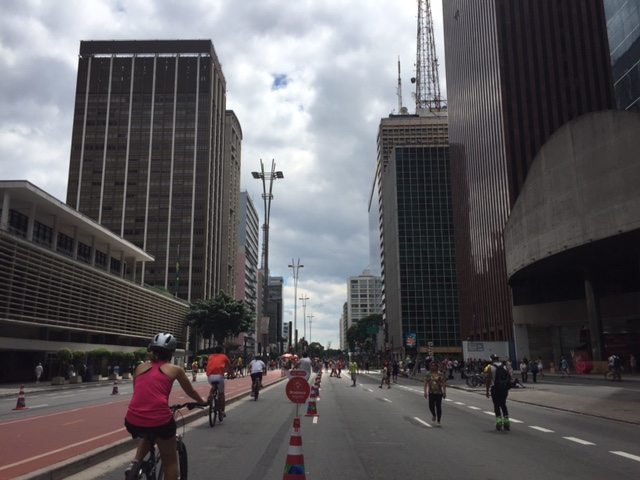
left=111, top=379, right=119, bottom=395
left=305, top=397, right=318, bottom=417
left=283, top=417, right=306, bottom=479
left=13, top=385, right=28, bottom=410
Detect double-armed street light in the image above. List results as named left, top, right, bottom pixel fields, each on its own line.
left=288, top=259, right=303, bottom=352
left=252, top=159, right=284, bottom=354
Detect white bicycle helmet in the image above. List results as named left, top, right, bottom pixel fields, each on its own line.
left=149, top=332, right=177, bottom=352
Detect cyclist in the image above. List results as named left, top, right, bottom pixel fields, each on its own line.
left=124, top=333, right=208, bottom=480
left=608, top=353, right=622, bottom=381
left=248, top=354, right=267, bottom=396
left=206, top=345, right=235, bottom=419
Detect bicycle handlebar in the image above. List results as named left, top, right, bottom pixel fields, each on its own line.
left=170, top=402, right=206, bottom=413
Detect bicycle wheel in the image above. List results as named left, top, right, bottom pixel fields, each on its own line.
left=125, top=460, right=147, bottom=480
left=605, top=371, right=613, bottom=381
left=208, top=397, right=217, bottom=427
left=177, top=439, right=188, bottom=479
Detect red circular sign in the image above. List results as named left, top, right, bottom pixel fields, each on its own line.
left=285, top=378, right=311, bottom=404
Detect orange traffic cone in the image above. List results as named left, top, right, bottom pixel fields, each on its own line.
left=310, top=385, right=319, bottom=399
left=283, top=417, right=306, bottom=479
left=111, top=379, right=119, bottom=395
left=305, top=397, right=318, bottom=417
left=13, top=385, right=28, bottom=410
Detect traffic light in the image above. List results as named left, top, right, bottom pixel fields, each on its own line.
left=289, top=345, right=293, bottom=352
left=385, top=347, right=390, bottom=354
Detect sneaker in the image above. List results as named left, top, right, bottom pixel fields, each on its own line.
left=437, top=422, right=442, bottom=427
left=432, top=416, right=436, bottom=422
left=124, top=460, right=137, bottom=477
left=504, top=421, right=510, bottom=431
left=496, top=423, right=503, bottom=431
left=379, top=385, right=382, bottom=388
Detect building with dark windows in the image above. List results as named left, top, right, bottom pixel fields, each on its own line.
left=372, top=111, right=459, bottom=358
left=0, top=181, right=189, bottom=382
left=442, top=1, right=616, bottom=346
left=604, top=0, right=640, bottom=111
left=342, top=270, right=382, bottom=350
left=66, top=40, right=233, bottom=304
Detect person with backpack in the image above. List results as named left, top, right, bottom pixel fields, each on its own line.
left=485, top=354, right=511, bottom=431
left=608, top=353, right=622, bottom=381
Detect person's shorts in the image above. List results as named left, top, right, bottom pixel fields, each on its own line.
left=250, top=372, right=263, bottom=382
left=125, top=417, right=176, bottom=440
left=208, top=374, right=226, bottom=393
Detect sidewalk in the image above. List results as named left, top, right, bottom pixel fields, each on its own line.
left=365, top=369, right=640, bottom=425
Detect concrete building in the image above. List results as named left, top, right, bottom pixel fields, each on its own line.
left=342, top=270, right=382, bottom=351
left=235, top=191, right=260, bottom=359
left=442, top=0, right=616, bottom=345
left=66, top=40, right=232, bottom=304
left=0, top=181, right=189, bottom=382
left=371, top=111, right=460, bottom=357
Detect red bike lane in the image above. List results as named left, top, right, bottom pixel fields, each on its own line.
left=0, top=372, right=285, bottom=479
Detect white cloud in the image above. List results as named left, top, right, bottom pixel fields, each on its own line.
left=0, top=0, right=446, bottom=349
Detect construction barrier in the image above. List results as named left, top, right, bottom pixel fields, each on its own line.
left=111, top=379, right=120, bottom=395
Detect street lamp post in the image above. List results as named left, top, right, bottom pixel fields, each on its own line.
left=299, top=294, right=309, bottom=352
left=307, top=313, right=314, bottom=345
left=252, top=159, right=284, bottom=354
left=288, top=259, right=303, bottom=352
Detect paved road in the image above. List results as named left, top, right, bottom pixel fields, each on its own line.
left=1, top=369, right=639, bottom=479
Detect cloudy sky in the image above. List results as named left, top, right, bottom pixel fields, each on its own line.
left=0, top=0, right=446, bottom=349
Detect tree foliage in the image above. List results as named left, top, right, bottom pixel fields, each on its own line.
left=187, top=291, right=254, bottom=347
left=346, top=313, right=383, bottom=352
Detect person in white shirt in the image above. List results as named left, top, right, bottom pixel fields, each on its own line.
left=298, top=351, right=313, bottom=377
left=248, top=355, right=266, bottom=396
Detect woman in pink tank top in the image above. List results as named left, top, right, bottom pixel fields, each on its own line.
left=124, top=333, right=207, bottom=480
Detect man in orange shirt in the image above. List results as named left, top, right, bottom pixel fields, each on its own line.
left=206, top=345, right=234, bottom=420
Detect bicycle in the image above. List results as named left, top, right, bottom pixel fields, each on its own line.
left=605, top=368, right=622, bottom=381
left=251, top=375, right=262, bottom=401
left=208, top=381, right=221, bottom=427
left=466, top=372, right=487, bottom=388
left=126, top=402, right=202, bottom=480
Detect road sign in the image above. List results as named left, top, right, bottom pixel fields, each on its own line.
left=288, top=369, right=310, bottom=381
left=285, top=378, right=311, bottom=404
left=367, top=326, right=379, bottom=335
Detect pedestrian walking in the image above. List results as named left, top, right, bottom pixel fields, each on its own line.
left=349, top=360, right=358, bottom=386
left=424, top=361, right=446, bottom=426
left=537, top=357, right=545, bottom=380
left=391, top=361, right=399, bottom=383
left=35, top=363, right=43, bottom=384
left=630, top=354, right=637, bottom=374
left=379, top=365, right=391, bottom=389
left=530, top=357, right=539, bottom=383
left=560, top=355, right=571, bottom=377
left=520, top=358, right=529, bottom=383
left=485, top=354, right=511, bottom=431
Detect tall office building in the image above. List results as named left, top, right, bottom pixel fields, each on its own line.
left=66, top=40, right=231, bottom=303
left=442, top=1, right=616, bottom=342
left=235, top=191, right=260, bottom=357
left=372, top=111, right=459, bottom=356
left=604, top=0, right=640, bottom=111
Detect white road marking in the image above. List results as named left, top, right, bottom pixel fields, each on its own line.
left=313, top=417, right=318, bottom=424
left=383, top=398, right=392, bottom=403
left=414, top=417, right=433, bottom=428
left=468, top=406, right=481, bottom=410
left=454, top=401, right=465, bottom=405
left=484, top=411, right=495, bottom=416
left=530, top=426, right=554, bottom=433
left=564, top=437, right=595, bottom=445
left=610, top=451, right=640, bottom=462
left=508, top=418, right=523, bottom=424
left=365, top=388, right=373, bottom=392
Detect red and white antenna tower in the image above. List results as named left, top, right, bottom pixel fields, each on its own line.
left=411, top=0, right=443, bottom=111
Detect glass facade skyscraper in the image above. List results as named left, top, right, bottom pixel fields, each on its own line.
left=604, top=0, right=640, bottom=111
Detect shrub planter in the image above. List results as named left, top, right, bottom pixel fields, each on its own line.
left=51, top=376, right=68, bottom=385
left=91, top=375, right=101, bottom=382
left=68, top=376, right=83, bottom=384
left=122, top=373, right=132, bottom=379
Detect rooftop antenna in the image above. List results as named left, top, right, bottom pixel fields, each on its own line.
left=411, top=0, right=443, bottom=112
left=397, top=56, right=403, bottom=113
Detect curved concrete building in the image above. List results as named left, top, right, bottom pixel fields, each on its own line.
left=504, top=110, right=640, bottom=364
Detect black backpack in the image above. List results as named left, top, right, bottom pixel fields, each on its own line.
left=494, top=364, right=511, bottom=390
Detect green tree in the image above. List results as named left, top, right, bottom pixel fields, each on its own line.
left=346, top=314, right=383, bottom=351
left=187, top=291, right=254, bottom=348
left=56, top=348, right=73, bottom=377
